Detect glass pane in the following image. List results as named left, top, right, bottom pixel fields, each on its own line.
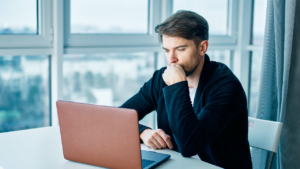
left=249, top=52, right=263, bottom=117
left=71, top=0, right=148, bottom=34
left=206, top=50, right=232, bottom=69
left=173, top=0, right=228, bottom=35
left=252, top=0, right=268, bottom=45
left=0, top=55, right=50, bottom=132
left=63, top=52, right=155, bottom=128
left=0, top=0, right=38, bottom=34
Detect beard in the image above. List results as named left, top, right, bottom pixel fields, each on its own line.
left=182, top=55, right=201, bottom=77
left=184, top=64, right=199, bottom=77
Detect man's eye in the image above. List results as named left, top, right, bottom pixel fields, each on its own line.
left=178, top=48, right=185, bottom=51
left=164, top=50, right=169, bottom=53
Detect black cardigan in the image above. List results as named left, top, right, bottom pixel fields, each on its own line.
left=121, top=55, right=252, bottom=169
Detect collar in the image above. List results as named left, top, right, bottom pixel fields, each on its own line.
left=193, top=54, right=212, bottom=111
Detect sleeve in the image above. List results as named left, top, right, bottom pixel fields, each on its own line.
left=120, top=70, right=162, bottom=134
left=163, top=80, right=246, bottom=157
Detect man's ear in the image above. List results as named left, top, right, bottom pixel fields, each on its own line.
left=198, top=40, right=209, bottom=56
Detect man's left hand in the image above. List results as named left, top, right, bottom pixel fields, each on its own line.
left=162, top=64, right=187, bottom=86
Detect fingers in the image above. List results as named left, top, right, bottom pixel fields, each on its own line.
left=142, top=129, right=173, bottom=150
left=157, top=129, right=173, bottom=149
left=144, top=135, right=159, bottom=149
left=162, top=71, right=170, bottom=86
left=147, top=141, right=158, bottom=150
left=153, top=133, right=167, bottom=149
left=164, top=135, right=173, bottom=149
left=151, top=136, right=162, bottom=149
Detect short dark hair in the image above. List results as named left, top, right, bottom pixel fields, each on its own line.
left=155, top=10, right=209, bottom=47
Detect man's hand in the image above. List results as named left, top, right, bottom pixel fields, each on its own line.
left=140, top=129, right=173, bottom=150
left=162, top=63, right=186, bottom=86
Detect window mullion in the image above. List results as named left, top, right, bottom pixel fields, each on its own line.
left=235, top=0, right=253, bottom=99
left=51, top=0, right=64, bottom=126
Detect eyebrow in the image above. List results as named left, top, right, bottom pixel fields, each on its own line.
left=162, top=45, right=188, bottom=50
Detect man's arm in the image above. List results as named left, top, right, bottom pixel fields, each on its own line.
left=163, top=80, right=246, bottom=157
left=120, top=76, right=156, bottom=133
left=120, top=69, right=173, bottom=150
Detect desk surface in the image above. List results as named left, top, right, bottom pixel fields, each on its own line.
left=0, top=126, right=221, bottom=169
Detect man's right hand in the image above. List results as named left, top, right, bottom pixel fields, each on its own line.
left=140, top=129, right=173, bottom=150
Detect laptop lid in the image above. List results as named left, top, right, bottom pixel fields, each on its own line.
left=57, top=100, right=142, bottom=169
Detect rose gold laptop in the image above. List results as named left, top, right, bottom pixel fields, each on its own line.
left=56, top=100, right=170, bottom=169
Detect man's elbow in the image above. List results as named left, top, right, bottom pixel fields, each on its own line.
left=179, top=140, right=205, bottom=157
left=180, top=147, right=197, bottom=157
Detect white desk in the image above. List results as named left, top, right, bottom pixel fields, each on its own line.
left=0, top=127, right=221, bottom=169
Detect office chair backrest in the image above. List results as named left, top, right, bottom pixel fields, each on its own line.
left=248, top=117, right=283, bottom=153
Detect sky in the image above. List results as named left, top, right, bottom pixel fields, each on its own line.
left=0, top=0, right=37, bottom=31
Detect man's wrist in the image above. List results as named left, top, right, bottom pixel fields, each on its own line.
left=171, top=79, right=186, bottom=85
left=140, top=128, right=151, bottom=140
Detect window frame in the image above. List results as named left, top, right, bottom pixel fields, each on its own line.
left=206, top=0, right=239, bottom=45
left=63, top=0, right=162, bottom=47
left=0, top=0, right=265, bottom=129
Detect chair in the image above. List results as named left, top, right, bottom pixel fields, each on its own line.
left=248, top=117, right=283, bottom=169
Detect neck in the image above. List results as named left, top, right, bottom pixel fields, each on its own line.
left=187, top=55, right=205, bottom=88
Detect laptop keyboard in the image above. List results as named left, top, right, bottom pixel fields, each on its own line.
left=142, top=159, right=155, bottom=168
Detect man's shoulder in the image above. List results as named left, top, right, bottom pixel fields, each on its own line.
left=145, top=67, right=167, bottom=91
left=151, top=67, right=167, bottom=81
left=209, top=61, right=239, bottom=84
left=205, top=61, right=247, bottom=104
left=155, top=67, right=167, bottom=75
left=206, top=61, right=244, bottom=94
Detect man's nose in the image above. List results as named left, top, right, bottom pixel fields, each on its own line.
left=167, top=51, right=178, bottom=64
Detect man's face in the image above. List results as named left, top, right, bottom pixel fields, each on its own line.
left=162, top=36, right=201, bottom=77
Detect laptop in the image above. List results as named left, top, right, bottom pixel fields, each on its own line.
left=56, top=100, right=171, bottom=169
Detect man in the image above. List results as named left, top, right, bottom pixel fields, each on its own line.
left=121, top=10, right=252, bottom=169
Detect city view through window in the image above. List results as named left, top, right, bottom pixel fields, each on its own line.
left=63, top=53, right=156, bottom=128
left=0, top=50, right=250, bottom=132
left=0, top=55, right=50, bottom=132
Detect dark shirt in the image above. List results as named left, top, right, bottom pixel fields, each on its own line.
left=121, top=54, right=252, bottom=169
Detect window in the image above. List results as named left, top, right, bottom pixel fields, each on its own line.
left=171, top=0, right=238, bottom=45
left=0, top=0, right=52, bottom=131
left=206, top=50, right=233, bottom=69
left=252, top=0, right=268, bottom=45
left=0, top=0, right=38, bottom=34
left=248, top=0, right=267, bottom=117
left=249, top=52, right=262, bottom=117
left=0, top=0, right=52, bottom=48
left=71, top=0, right=149, bottom=34
left=65, top=0, right=160, bottom=47
left=0, top=55, right=50, bottom=132
left=173, top=0, right=228, bottom=36
left=63, top=52, right=156, bottom=128
left=0, top=0, right=267, bottom=130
